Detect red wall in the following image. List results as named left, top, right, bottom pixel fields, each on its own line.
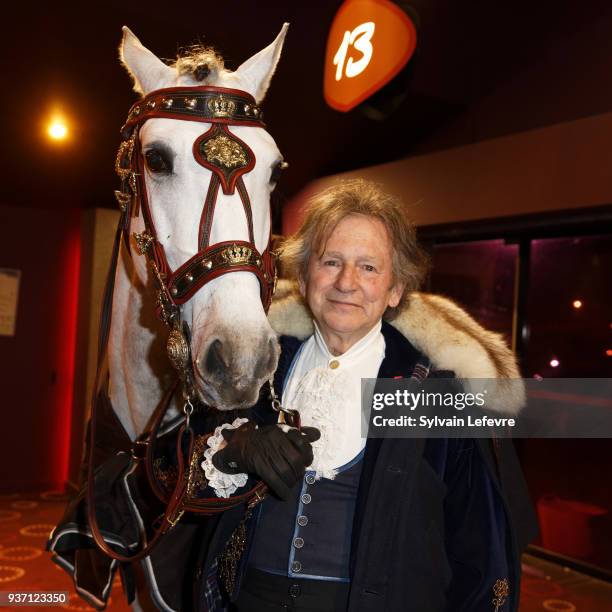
left=0, top=206, right=80, bottom=492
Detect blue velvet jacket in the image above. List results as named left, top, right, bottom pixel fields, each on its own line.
left=193, top=321, right=537, bottom=612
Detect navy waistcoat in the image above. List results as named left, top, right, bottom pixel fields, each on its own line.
left=249, top=452, right=364, bottom=581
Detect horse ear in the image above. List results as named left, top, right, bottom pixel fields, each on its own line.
left=234, top=23, right=289, bottom=104
left=119, top=26, right=175, bottom=95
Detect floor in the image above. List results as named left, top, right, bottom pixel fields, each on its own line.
left=0, top=492, right=610, bottom=611
left=520, top=554, right=612, bottom=611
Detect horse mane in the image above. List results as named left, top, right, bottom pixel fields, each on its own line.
left=171, top=45, right=225, bottom=82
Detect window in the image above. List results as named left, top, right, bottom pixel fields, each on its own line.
left=527, top=235, right=612, bottom=378
left=429, top=239, right=517, bottom=341
left=425, top=223, right=612, bottom=573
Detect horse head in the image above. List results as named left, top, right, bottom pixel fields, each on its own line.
left=119, top=26, right=287, bottom=410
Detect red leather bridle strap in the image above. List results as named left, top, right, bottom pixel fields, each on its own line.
left=198, top=174, right=222, bottom=250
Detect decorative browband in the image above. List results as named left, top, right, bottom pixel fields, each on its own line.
left=135, top=238, right=271, bottom=305
left=121, top=86, right=265, bottom=132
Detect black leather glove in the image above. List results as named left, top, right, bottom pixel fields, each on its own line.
left=212, top=421, right=321, bottom=499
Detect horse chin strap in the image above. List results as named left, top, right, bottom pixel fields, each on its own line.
left=114, top=85, right=278, bottom=401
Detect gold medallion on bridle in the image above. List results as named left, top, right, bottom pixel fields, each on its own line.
left=167, top=329, right=191, bottom=372
left=203, top=135, right=248, bottom=169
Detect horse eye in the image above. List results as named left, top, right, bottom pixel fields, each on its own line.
left=270, top=160, right=287, bottom=185
left=145, top=148, right=172, bottom=174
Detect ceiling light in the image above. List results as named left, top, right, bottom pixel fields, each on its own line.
left=46, top=116, right=69, bottom=142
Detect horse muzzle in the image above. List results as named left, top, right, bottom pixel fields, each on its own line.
left=194, top=331, right=280, bottom=410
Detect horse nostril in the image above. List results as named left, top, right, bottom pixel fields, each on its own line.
left=253, top=336, right=279, bottom=379
left=205, top=339, right=229, bottom=375
left=266, top=337, right=278, bottom=373
left=268, top=336, right=278, bottom=363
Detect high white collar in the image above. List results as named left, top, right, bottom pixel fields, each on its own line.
left=313, top=320, right=383, bottom=367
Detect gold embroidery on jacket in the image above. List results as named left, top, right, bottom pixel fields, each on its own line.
left=492, top=578, right=509, bottom=611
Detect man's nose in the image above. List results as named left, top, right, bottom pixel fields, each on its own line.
left=335, top=264, right=357, bottom=291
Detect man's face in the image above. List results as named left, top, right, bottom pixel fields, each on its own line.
left=299, top=214, right=404, bottom=351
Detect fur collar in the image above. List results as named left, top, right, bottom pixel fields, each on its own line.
left=268, top=282, right=525, bottom=415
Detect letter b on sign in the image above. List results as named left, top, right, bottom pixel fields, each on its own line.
left=324, top=0, right=417, bottom=112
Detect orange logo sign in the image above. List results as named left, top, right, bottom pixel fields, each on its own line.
left=324, top=0, right=417, bottom=112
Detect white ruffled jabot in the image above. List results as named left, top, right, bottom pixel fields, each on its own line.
left=290, top=366, right=353, bottom=479
left=283, top=321, right=386, bottom=480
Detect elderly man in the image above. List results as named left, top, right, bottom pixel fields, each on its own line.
left=194, top=179, right=536, bottom=612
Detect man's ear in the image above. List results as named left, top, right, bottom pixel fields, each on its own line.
left=388, top=282, right=405, bottom=309
left=298, top=274, right=306, bottom=298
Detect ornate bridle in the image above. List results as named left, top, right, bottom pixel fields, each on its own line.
left=83, top=84, right=307, bottom=571
left=85, top=85, right=280, bottom=564
left=114, top=85, right=278, bottom=397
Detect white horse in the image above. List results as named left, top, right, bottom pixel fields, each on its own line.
left=111, top=25, right=288, bottom=439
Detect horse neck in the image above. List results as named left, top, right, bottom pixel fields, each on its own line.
left=107, top=242, right=171, bottom=440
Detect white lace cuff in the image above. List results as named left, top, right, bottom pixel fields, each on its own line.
left=201, top=417, right=250, bottom=498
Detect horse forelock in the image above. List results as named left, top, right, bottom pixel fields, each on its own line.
left=171, top=45, right=226, bottom=85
